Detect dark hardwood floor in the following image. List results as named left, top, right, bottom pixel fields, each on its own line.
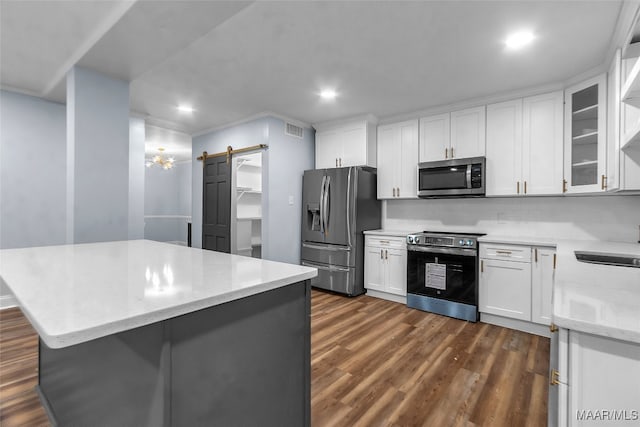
left=0, top=290, right=549, bottom=426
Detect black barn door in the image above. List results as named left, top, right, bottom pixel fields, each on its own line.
left=202, top=155, right=231, bottom=252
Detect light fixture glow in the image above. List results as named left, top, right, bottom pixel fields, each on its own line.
left=505, top=31, right=535, bottom=50
left=177, top=104, right=194, bottom=113
left=319, top=89, right=337, bottom=100
left=146, top=147, right=175, bottom=170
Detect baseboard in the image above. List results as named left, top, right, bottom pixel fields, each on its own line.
left=365, top=289, right=407, bottom=305
left=480, top=313, right=550, bottom=338
left=0, top=294, right=17, bottom=309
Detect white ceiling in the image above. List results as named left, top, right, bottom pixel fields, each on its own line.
left=0, top=0, right=627, bottom=141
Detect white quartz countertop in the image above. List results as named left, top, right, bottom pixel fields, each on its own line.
left=0, top=240, right=317, bottom=348
left=553, top=240, right=640, bottom=344
left=363, top=229, right=412, bottom=237
left=478, top=235, right=558, bottom=247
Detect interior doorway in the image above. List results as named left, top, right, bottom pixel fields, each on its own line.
left=230, top=150, right=264, bottom=258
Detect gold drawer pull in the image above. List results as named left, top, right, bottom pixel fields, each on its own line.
left=495, top=250, right=512, bottom=255
left=550, top=369, right=561, bottom=386
left=550, top=323, right=558, bottom=333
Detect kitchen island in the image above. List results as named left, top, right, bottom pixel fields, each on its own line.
left=0, top=240, right=317, bottom=427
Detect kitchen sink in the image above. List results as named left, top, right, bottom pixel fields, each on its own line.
left=575, top=251, right=640, bottom=268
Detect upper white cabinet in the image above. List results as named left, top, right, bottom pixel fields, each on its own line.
left=377, top=120, right=419, bottom=199
left=564, top=75, right=607, bottom=193
left=450, top=106, right=486, bottom=159
left=486, top=91, right=563, bottom=196
left=419, top=113, right=450, bottom=162
left=419, top=106, right=485, bottom=162
left=314, top=118, right=376, bottom=169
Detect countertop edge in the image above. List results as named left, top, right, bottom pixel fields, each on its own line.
left=553, top=314, right=640, bottom=345
left=29, top=270, right=317, bottom=349
left=363, top=230, right=412, bottom=237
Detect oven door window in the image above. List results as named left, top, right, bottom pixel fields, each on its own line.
left=407, top=250, right=477, bottom=305
left=418, top=166, right=468, bottom=191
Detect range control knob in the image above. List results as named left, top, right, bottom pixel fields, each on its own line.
left=459, top=239, right=464, bottom=246
left=466, top=240, right=474, bottom=246
left=415, top=237, right=420, bottom=244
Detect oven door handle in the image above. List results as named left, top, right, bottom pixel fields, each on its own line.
left=407, top=245, right=477, bottom=257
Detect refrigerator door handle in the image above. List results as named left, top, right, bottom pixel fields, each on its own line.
left=319, top=175, right=326, bottom=234
left=302, top=261, right=350, bottom=272
left=323, top=176, right=331, bottom=234
left=346, top=168, right=352, bottom=247
left=302, top=242, right=351, bottom=251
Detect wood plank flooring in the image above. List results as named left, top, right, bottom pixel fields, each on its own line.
left=311, top=290, right=549, bottom=427
left=0, top=290, right=549, bottom=426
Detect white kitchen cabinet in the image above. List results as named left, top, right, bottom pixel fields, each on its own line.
left=486, top=92, right=563, bottom=196
left=486, top=99, right=523, bottom=196
left=419, top=113, right=450, bottom=162
left=376, top=119, right=418, bottom=199
left=549, top=329, right=640, bottom=427
left=564, top=75, right=608, bottom=193
left=314, top=118, right=376, bottom=169
left=364, top=236, right=407, bottom=297
left=531, top=247, right=556, bottom=325
left=523, top=92, right=564, bottom=195
left=479, top=257, right=532, bottom=321
left=450, top=106, right=486, bottom=159
left=480, top=242, right=555, bottom=326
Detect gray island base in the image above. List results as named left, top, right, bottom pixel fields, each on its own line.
left=37, top=281, right=311, bottom=427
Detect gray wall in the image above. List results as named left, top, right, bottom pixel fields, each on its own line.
left=0, top=90, right=67, bottom=250
left=67, top=66, right=130, bottom=244
left=192, top=117, right=314, bottom=264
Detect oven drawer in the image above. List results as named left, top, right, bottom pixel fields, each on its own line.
left=480, top=243, right=531, bottom=262
left=365, top=235, right=406, bottom=249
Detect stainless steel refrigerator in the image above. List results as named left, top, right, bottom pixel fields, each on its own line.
left=301, top=166, right=381, bottom=296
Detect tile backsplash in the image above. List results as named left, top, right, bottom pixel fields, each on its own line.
left=384, top=195, right=640, bottom=243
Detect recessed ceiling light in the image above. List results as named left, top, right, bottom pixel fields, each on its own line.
left=177, top=104, right=194, bottom=113
left=319, top=89, right=337, bottom=100
left=505, top=31, right=535, bottom=50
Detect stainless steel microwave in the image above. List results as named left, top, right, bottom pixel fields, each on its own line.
left=417, top=156, right=485, bottom=198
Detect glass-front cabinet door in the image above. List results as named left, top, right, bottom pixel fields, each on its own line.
left=564, top=75, right=607, bottom=193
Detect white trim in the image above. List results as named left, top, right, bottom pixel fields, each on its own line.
left=611, top=2, right=640, bottom=61
left=42, top=1, right=137, bottom=96
left=378, top=82, right=564, bottom=126
left=0, top=85, right=55, bottom=101
left=480, top=313, right=550, bottom=338
left=192, top=111, right=312, bottom=138
left=312, top=113, right=379, bottom=131
left=364, top=289, right=406, bottom=305
left=0, top=294, right=17, bottom=310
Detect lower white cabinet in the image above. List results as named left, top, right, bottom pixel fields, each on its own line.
left=479, top=257, right=532, bottom=321
left=364, top=235, right=407, bottom=297
left=549, top=328, right=640, bottom=426
left=479, top=242, right=555, bottom=326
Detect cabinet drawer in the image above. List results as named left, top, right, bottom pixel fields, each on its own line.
left=365, top=235, right=406, bottom=249
left=480, top=243, right=531, bottom=262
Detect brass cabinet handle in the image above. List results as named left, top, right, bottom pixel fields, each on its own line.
left=524, top=181, right=527, bottom=194
left=563, top=179, right=567, bottom=193
left=553, top=253, right=557, bottom=270
left=517, top=181, right=520, bottom=194
left=385, top=249, right=388, bottom=260
left=601, top=174, right=607, bottom=190
left=451, top=147, right=454, bottom=158
left=534, top=248, right=538, bottom=263
left=496, top=250, right=512, bottom=255
left=550, top=323, right=558, bottom=333
left=340, top=158, right=343, bottom=167
left=392, top=188, right=396, bottom=197
left=397, top=187, right=400, bottom=197
left=445, top=148, right=448, bottom=159
left=335, top=158, right=338, bottom=167
left=480, top=260, right=484, bottom=273
left=380, top=249, right=383, bottom=260
left=550, top=369, right=561, bottom=386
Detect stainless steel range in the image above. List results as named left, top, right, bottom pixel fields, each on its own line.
left=406, top=231, right=485, bottom=322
